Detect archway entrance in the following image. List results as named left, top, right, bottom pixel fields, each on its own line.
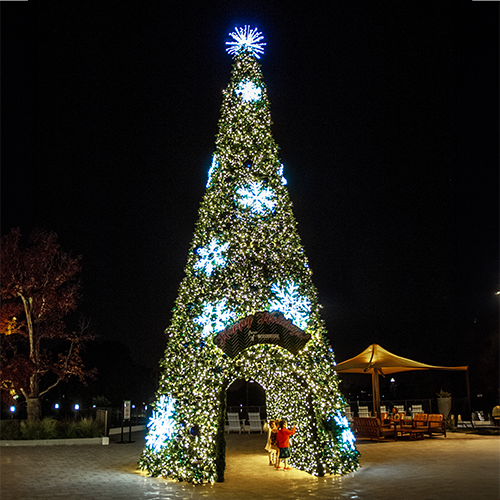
left=226, top=378, right=267, bottom=427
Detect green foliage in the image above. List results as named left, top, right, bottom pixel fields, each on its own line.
left=0, top=419, right=21, bottom=440
left=20, top=417, right=58, bottom=440
left=1, top=417, right=102, bottom=440
left=58, top=420, right=80, bottom=438
left=437, top=389, right=452, bottom=398
left=75, top=417, right=103, bottom=437
left=58, top=418, right=102, bottom=438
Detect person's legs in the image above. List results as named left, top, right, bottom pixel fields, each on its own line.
left=271, top=445, right=278, bottom=465
left=276, top=449, right=282, bottom=468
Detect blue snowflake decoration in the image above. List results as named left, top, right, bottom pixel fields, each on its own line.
left=145, top=395, right=176, bottom=453
left=194, top=238, right=229, bottom=276
left=269, top=280, right=311, bottom=331
left=206, top=155, right=218, bottom=188
left=226, top=25, right=266, bottom=59
left=194, top=299, right=235, bottom=338
left=236, top=181, right=276, bottom=215
left=334, top=411, right=356, bottom=451
left=278, top=164, right=287, bottom=185
left=237, top=80, right=262, bottom=102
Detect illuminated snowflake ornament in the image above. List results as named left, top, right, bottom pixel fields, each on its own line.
left=226, top=25, right=266, bottom=59
left=334, top=411, right=356, bottom=451
left=278, top=164, right=287, bottom=185
left=237, top=80, right=262, bottom=102
left=194, top=238, right=229, bottom=276
left=146, top=395, right=176, bottom=453
left=269, top=280, right=311, bottom=330
left=236, top=181, right=276, bottom=215
left=194, top=299, right=235, bottom=338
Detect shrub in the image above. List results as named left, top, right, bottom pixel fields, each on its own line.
left=76, top=417, right=103, bottom=438
left=58, top=417, right=102, bottom=438
left=58, top=419, right=80, bottom=438
left=0, top=419, right=21, bottom=440
left=20, top=418, right=58, bottom=440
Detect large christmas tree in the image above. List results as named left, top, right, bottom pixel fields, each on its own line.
left=140, top=26, right=359, bottom=483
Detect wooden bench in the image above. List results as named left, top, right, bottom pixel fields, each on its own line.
left=353, top=417, right=398, bottom=442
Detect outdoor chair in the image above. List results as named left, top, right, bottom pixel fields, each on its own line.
left=411, top=404, right=423, bottom=416
left=412, top=413, right=428, bottom=427
left=247, top=412, right=263, bottom=433
left=394, top=405, right=405, bottom=413
left=358, top=406, right=371, bottom=417
left=423, top=414, right=446, bottom=437
left=227, top=412, right=242, bottom=433
left=344, top=407, right=353, bottom=422
left=380, top=405, right=387, bottom=414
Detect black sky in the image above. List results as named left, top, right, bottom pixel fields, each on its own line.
left=2, top=2, right=498, bottom=392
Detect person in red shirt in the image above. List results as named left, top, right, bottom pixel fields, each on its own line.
left=276, top=419, right=296, bottom=470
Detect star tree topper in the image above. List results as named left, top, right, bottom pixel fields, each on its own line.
left=226, top=25, right=266, bottom=59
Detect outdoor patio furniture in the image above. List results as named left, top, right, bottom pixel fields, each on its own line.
left=412, top=413, right=428, bottom=427
left=398, top=413, right=427, bottom=440
left=247, top=412, right=263, bottom=433
left=492, top=405, right=500, bottom=425
left=390, top=411, right=406, bottom=424
left=358, top=406, right=371, bottom=417
left=422, top=414, right=446, bottom=438
left=227, top=412, right=243, bottom=433
left=344, top=407, right=353, bottom=422
left=394, top=405, right=405, bottom=413
left=353, top=417, right=397, bottom=442
left=411, top=404, right=423, bottom=415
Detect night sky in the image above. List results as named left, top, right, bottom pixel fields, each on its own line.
left=2, top=3, right=498, bottom=398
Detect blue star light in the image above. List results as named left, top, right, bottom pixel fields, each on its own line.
left=237, top=80, right=262, bottom=102
left=236, top=181, right=276, bottom=215
left=269, top=280, right=311, bottom=331
left=226, top=25, right=266, bottom=59
left=194, top=238, right=229, bottom=276
left=194, top=299, right=235, bottom=338
left=146, top=395, right=176, bottom=453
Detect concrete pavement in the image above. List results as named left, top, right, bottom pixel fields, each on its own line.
left=1, top=430, right=499, bottom=499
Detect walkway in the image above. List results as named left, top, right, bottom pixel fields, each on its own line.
left=1, top=430, right=498, bottom=499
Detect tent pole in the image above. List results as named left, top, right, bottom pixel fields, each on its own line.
left=371, top=370, right=381, bottom=418
left=466, top=369, right=471, bottom=419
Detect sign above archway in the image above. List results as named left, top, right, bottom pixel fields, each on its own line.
left=214, top=311, right=311, bottom=358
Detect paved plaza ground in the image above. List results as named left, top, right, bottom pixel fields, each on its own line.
left=1, top=429, right=499, bottom=500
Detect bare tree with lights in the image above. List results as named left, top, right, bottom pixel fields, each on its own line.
left=0, top=228, right=95, bottom=420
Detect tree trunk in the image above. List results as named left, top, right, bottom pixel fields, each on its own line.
left=27, top=397, right=41, bottom=421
